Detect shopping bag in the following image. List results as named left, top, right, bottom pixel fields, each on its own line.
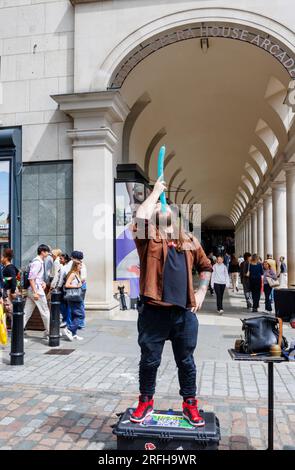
left=0, top=304, right=8, bottom=346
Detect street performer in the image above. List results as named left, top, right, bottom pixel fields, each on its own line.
left=130, top=176, right=212, bottom=426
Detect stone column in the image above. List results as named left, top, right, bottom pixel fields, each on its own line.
left=247, top=215, right=252, bottom=252
left=285, top=163, right=295, bottom=286
left=262, top=193, right=273, bottom=258
left=257, top=200, right=264, bottom=259
left=244, top=218, right=249, bottom=252
left=271, top=181, right=287, bottom=265
left=52, top=91, right=129, bottom=310
left=251, top=208, right=258, bottom=254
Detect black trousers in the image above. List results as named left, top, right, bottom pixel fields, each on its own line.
left=250, top=279, right=261, bottom=310
left=137, top=303, right=198, bottom=398
left=242, top=279, right=252, bottom=307
left=214, top=283, right=226, bottom=310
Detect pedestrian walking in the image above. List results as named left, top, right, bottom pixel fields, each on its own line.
left=207, top=251, right=216, bottom=295
left=223, top=252, right=230, bottom=271
left=58, top=253, right=71, bottom=328
left=50, top=249, right=62, bottom=290
left=63, top=261, right=84, bottom=341
left=278, top=256, right=288, bottom=288
left=248, top=254, right=264, bottom=312
left=63, top=251, right=87, bottom=329
left=23, top=244, right=51, bottom=341
left=239, top=252, right=252, bottom=309
left=262, top=260, right=278, bottom=313
left=210, top=255, right=230, bottom=314
left=1, top=248, right=19, bottom=319
left=229, top=254, right=239, bottom=292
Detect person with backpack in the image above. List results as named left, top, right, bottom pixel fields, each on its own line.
left=23, top=244, right=51, bottom=341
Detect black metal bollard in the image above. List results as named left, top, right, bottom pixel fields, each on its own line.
left=10, top=296, right=25, bottom=366
left=49, top=289, right=62, bottom=347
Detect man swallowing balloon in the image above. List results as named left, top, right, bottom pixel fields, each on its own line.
left=130, top=145, right=213, bottom=427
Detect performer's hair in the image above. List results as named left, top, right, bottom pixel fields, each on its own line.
left=155, top=208, right=186, bottom=252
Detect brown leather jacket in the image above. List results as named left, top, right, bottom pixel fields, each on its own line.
left=131, top=219, right=212, bottom=308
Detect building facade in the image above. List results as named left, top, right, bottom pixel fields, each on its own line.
left=0, top=0, right=295, bottom=310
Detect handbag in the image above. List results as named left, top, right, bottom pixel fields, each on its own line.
left=237, top=315, right=288, bottom=354
left=63, top=275, right=83, bottom=302
left=0, top=304, right=8, bottom=346
left=63, top=287, right=83, bottom=303
left=266, top=277, right=280, bottom=288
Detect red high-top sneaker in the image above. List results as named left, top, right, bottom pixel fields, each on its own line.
left=182, top=398, right=205, bottom=427
left=130, top=395, right=154, bottom=423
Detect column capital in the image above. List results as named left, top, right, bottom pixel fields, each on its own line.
left=270, top=180, right=286, bottom=191
left=51, top=90, right=130, bottom=126
left=284, top=162, right=295, bottom=174
left=67, top=127, right=118, bottom=152
left=261, top=192, right=272, bottom=201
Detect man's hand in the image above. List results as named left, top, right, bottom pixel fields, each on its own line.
left=41, top=282, right=46, bottom=291
left=191, top=288, right=206, bottom=312
left=33, top=292, right=39, bottom=301
left=153, top=176, right=167, bottom=197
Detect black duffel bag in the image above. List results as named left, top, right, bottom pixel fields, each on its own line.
left=237, top=315, right=288, bottom=354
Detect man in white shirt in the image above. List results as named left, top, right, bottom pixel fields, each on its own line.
left=24, top=244, right=51, bottom=339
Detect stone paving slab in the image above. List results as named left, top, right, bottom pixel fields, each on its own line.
left=0, top=289, right=295, bottom=450
left=0, top=383, right=295, bottom=450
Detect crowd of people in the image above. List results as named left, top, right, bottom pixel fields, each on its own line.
left=207, top=250, right=287, bottom=314
left=0, top=244, right=87, bottom=344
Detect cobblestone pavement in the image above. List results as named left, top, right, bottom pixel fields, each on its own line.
left=0, top=290, right=295, bottom=450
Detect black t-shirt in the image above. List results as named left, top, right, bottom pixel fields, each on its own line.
left=3, top=264, right=19, bottom=293
left=162, top=244, right=188, bottom=309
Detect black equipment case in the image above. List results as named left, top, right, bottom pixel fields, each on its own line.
left=112, top=408, right=221, bottom=450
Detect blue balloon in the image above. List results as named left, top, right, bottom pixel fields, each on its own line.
left=157, top=145, right=167, bottom=213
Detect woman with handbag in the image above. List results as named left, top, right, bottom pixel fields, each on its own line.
left=248, top=254, right=263, bottom=313
left=263, top=260, right=279, bottom=313
left=63, top=261, right=84, bottom=341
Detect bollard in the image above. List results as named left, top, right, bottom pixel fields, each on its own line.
left=49, top=289, right=62, bottom=347
left=10, top=296, right=25, bottom=366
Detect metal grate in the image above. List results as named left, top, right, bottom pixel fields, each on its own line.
left=45, top=349, right=75, bottom=355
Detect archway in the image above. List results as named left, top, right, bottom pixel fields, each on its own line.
left=107, top=19, right=293, bottom=250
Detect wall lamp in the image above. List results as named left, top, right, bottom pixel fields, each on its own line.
left=200, top=37, right=209, bottom=53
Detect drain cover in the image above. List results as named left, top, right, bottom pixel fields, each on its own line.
left=45, top=349, right=75, bottom=355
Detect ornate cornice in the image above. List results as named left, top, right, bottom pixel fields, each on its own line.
left=51, top=91, right=130, bottom=125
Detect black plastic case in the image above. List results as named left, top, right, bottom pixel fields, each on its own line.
left=112, top=408, right=221, bottom=450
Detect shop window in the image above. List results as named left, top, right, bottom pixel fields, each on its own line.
left=21, top=161, right=73, bottom=266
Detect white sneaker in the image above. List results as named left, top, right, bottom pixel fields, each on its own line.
left=73, top=334, right=84, bottom=341
left=219, top=309, right=224, bottom=314
left=63, top=328, right=74, bottom=342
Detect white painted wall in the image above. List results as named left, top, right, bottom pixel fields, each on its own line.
left=0, top=0, right=74, bottom=162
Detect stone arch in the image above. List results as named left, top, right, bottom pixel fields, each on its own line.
left=96, top=9, right=295, bottom=90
